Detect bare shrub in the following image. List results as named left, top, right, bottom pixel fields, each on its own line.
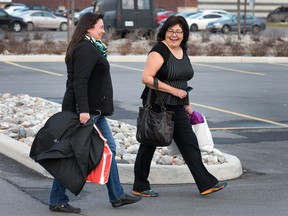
left=223, top=33, right=233, bottom=46
left=201, top=30, right=211, bottom=43
left=6, top=40, right=32, bottom=54
left=250, top=33, right=261, bottom=42
left=187, top=43, right=203, bottom=56
left=249, top=42, right=269, bottom=56
left=131, top=41, right=150, bottom=54
left=125, top=28, right=148, bottom=41
left=116, top=39, right=132, bottom=55
left=103, top=28, right=121, bottom=43
left=0, top=39, right=6, bottom=54
left=273, top=41, right=288, bottom=57
left=205, top=43, right=226, bottom=56
left=261, top=30, right=286, bottom=47
left=36, top=41, right=67, bottom=55
left=229, top=42, right=246, bottom=56
left=22, top=33, right=31, bottom=43
left=3, top=32, right=16, bottom=40
left=33, top=31, right=44, bottom=40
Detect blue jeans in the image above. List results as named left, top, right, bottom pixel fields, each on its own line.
left=49, top=115, right=125, bottom=205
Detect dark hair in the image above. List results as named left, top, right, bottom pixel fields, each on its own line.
left=156, top=15, right=189, bottom=48
left=65, top=12, right=104, bottom=63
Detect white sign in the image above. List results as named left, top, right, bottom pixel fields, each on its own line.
left=125, top=21, right=134, bottom=27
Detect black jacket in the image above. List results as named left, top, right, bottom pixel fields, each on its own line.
left=29, top=111, right=104, bottom=195
left=62, top=41, right=114, bottom=116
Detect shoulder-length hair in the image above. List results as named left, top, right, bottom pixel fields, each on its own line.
left=65, top=12, right=104, bottom=63
left=156, top=15, right=189, bottom=48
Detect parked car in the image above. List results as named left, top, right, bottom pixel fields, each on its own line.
left=200, top=9, right=230, bottom=15
left=4, top=4, right=27, bottom=15
left=207, top=14, right=266, bottom=34
left=93, top=0, right=157, bottom=37
left=157, top=10, right=176, bottom=25
left=185, top=12, right=224, bottom=31
left=11, top=5, right=52, bottom=16
left=74, top=6, right=93, bottom=25
left=0, top=8, right=27, bottom=32
left=267, top=5, right=288, bottom=23
left=20, top=10, right=69, bottom=31
left=158, top=11, right=199, bottom=27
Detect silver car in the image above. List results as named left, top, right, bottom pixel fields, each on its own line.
left=207, top=14, right=266, bottom=34
left=20, top=10, right=69, bottom=31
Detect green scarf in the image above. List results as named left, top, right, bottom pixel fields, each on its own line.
left=84, top=34, right=107, bottom=58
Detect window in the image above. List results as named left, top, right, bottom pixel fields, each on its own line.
left=138, top=0, right=150, bottom=10
left=122, top=0, right=134, bottom=9
left=204, top=14, right=221, bottom=19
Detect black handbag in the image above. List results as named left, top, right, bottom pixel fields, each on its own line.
left=136, top=78, right=174, bottom=147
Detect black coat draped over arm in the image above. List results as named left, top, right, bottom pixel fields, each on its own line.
left=30, top=111, right=104, bottom=195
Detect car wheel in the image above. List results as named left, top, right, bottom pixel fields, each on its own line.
left=190, top=24, right=198, bottom=32
left=27, top=22, right=34, bottom=31
left=222, top=25, right=230, bottom=33
left=11, top=22, right=22, bottom=32
left=267, top=15, right=273, bottom=22
left=252, top=25, right=260, bottom=34
left=59, top=22, right=68, bottom=31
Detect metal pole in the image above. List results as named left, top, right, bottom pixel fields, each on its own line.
left=67, top=0, right=70, bottom=43
left=237, top=0, right=241, bottom=40
left=244, top=0, right=247, bottom=34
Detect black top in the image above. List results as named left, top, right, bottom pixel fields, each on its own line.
left=62, top=40, right=114, bottom=116
left=141, top=42, right=194, bottom=106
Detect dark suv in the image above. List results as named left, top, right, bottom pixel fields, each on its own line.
left=267, top=5, right=288, bottom=23
left=0, top=8, right=27, bottom=32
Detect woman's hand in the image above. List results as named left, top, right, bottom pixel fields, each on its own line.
left=171, top=88, right=187, bottom=99
left=79, top=113, right=90, bottom=124
left=185, top=103, right=193, bottom=116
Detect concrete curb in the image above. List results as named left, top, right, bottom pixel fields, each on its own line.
left=0, top=133, right=243, bottom=183
left=0, top=55, right=288, bottom=63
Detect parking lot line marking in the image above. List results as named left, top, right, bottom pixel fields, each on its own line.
left=193, top=63, right=265, bottom=76
left=4, top=61, right=64, bottom=76
left=193, top=102, right=288, bottom=128
left=267, top=62, right=288, bottom=67
left=210, top=126, right=285, bottom=131
left=110, top=63, right=143, bottom=71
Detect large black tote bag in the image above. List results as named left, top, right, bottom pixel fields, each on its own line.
left=136, top=78, right=174, bottom=147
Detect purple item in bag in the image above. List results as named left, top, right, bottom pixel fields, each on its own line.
left=190, top=111, right=204, bottom=125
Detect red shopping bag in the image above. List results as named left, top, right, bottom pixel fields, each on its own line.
left=86, top=124, right=112, bottom=184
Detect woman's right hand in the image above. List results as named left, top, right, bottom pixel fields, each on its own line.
left=171, top=87, right=187, bottom=99
left=79, top=113, right=90, bottom=124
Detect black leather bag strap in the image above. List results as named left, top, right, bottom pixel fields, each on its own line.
left=144, top=77, right=165, bottom=110
left=153, top=77, right=166, bottom=110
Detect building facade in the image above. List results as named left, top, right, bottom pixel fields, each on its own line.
left=197, top=0, right=287, bottom=17
left=0, top=0, right=286, bottom=17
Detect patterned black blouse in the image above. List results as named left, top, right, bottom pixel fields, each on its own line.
left=141, top=42, right=194, bottom=106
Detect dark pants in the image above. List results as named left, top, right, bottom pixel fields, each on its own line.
left=133, top=105, right=218, bottom=193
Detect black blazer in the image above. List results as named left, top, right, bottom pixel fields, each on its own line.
left=30, top=111, right=104, bottom=195
left=62, top=41, right=114, bottom=116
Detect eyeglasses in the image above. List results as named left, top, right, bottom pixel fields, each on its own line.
left=166, top=29, right=183, bottom=36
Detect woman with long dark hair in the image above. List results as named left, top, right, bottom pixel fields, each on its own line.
left=48, top=13, right=141, bottom=213
left=133, top=15, right=227, bottom=197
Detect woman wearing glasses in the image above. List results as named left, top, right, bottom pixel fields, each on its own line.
left=132, top=15, right=227, bottom=197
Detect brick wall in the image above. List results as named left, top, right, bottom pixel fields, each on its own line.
left=155, top=0, right=198, bottom=11
left=12, top=0, right=93, bottom=10
left=10, top=0, right=198, bottom=11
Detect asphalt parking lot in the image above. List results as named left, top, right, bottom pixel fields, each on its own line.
left=0, top=57, right=287, bottom=216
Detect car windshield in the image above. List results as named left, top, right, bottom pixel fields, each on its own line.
left=176, top=11, right=199, bottom=18
left=187, top=13, right=202, bottom=19
left=218, top=14, right=233, bottom=20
